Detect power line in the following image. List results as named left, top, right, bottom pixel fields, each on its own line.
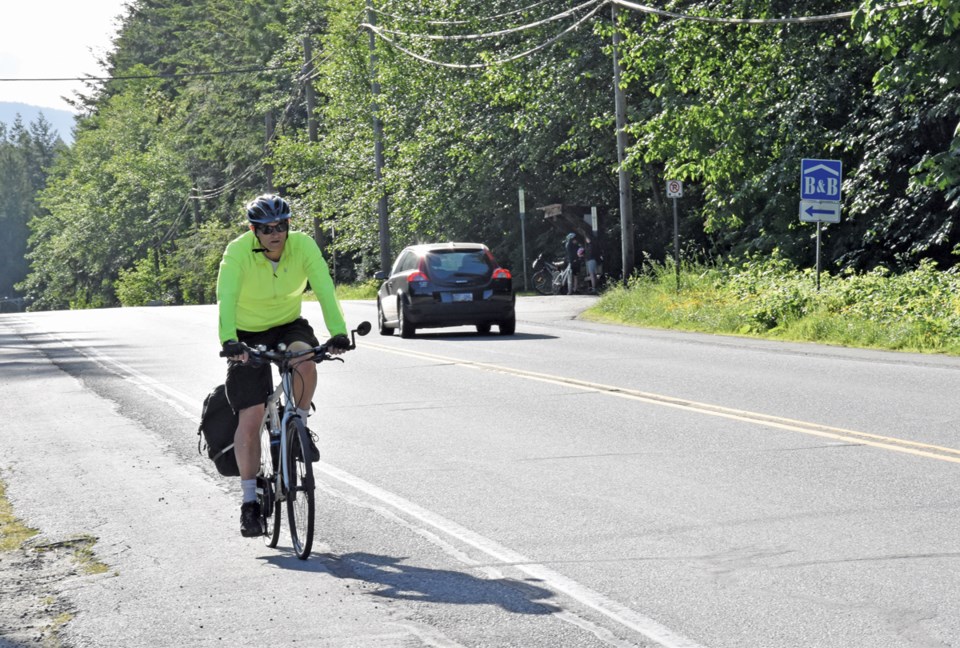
left=364, top=0, right=926, bottom=69
left=189, top=81, right=305, bottom=201
left=0, top=65, right=288, bottom=83
left=366, top=0, right=601, bottom=41
left=372, top=0, right=569, bottom=26
left=610, top=0, right=925, bottom=25
left=362, top=0, right=606, bottom=69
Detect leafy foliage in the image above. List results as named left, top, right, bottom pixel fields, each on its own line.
left=594, top=254, right=960, bottom=353
left=7, top=0, right=960, bottom=311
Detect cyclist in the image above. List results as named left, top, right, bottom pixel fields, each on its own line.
left=217, top=193, right=350, bottom=537
left=564, top=232, right=581, bottom=295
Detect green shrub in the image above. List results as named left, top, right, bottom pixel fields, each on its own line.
left=336, top=279, right=380, bottom=300
left=588, top=256, right=960, bottom=355
left=115, top=250, right=170, bottom=306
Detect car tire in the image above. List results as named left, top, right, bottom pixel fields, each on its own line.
left=377, top=299, right=393, bottom=336
left=499, top=315, right=516, bottom=336
left=476, top=323, right=491, bottom=335
left=398, top=297, right=415, bottom=338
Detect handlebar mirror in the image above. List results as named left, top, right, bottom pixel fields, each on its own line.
left=354, top=321, right=372, bottom=337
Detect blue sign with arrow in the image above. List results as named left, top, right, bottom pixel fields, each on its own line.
left=801, top=158, right=842, bottom=201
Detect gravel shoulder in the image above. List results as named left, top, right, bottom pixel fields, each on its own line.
left=0, top=529, right=95, bottom=648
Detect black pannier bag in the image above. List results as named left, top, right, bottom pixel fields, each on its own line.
left=197, top=384, right=240, bottom=477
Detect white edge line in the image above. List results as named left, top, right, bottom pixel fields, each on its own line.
left=317, top=459, right=708, bottom=648
left=30, top=330, right=708, bottom=648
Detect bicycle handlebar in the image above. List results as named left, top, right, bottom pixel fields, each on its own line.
left=219, top=321, right=372, bottom=365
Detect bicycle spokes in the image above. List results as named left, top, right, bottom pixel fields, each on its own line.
left=285, top=417, right=315, bottom=559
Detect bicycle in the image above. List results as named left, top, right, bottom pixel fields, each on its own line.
left=531, top=253, right=568, bottom=295
left=221, top=321, right=371, bottom=559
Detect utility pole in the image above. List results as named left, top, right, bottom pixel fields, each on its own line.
left=303, top=37, right=322, bottom=246
left=611, top=4, right=635, bottom=284
left=303, top=37, right=318, bottom=143
left=264, top=111, right=275, bottom=192
left=518, top=188, right=528, bottom=291
left=368, top=0, right=391, bottom=275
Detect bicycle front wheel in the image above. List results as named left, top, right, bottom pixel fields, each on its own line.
left=285, top=416, right=315, bottom=560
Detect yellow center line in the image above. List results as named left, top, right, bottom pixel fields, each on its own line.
left=365, top=341, right=960, bottom=465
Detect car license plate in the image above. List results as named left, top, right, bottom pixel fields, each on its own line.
left=452, top=293, right=473, bottom=302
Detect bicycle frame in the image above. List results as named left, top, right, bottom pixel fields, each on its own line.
left=259, top=359, right=308, bottom=500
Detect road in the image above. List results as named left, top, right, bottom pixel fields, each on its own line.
left=1, top=297, right=958, bottom=648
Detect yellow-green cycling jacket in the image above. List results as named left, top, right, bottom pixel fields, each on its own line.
left=216, top=230, right=347, bottom=344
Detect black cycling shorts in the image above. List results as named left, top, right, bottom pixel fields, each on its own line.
left=224, top=318, right=320, bottom=412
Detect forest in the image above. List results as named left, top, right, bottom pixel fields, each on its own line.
left=0, top=0, right=957, bottom=311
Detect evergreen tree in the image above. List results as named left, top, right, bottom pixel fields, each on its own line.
left=0, top=115, right=63, bottom=306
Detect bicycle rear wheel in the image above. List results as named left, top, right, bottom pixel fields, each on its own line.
left=532, top=270, right=552, bottom=295
left=285, top=416, right=315, bottom=559
left=258, top=426, right=282, bottom=548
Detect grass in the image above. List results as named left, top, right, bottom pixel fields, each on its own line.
left=303, top=279, right=380, bottom=303
left=2, top=476, right=109, bottom=575
left=585, top=256, right=960, bottom=356
left=0, top=478, right=38, bottom=551
left=67, top=536, right=110, bottom=575
left=335, top=279, right=380, bottom=300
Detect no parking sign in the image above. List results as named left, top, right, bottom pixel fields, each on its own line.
left=666, top=180, right=683, bottom=290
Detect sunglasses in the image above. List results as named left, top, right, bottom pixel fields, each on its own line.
left=255, top=221, right=289, bottom=235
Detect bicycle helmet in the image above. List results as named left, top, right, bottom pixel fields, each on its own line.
left=245, top=194, right=291, bottom=224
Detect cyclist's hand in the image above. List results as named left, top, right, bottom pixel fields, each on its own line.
left=326, top=334, right=351, bottom=355
left=221, top=340, right=248, bottom=363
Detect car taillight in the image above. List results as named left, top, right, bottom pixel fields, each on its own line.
left=407, top=271, right=429, bottom=283
left=492, top=268, right=511, bottom=280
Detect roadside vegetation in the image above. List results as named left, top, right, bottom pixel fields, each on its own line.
left=1, top=0, right=957, bottom=318
left=1, top=476, right=111, bottom=647
left=0, top=478, right=37, bottom=551
left=333, top=280, right=380, bottom=301
left=588, top=256, right=960, bottom=355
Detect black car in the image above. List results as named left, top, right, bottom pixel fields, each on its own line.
left=375, top=242, right=516, bottom=338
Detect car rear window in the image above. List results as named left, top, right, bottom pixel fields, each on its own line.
left=424, top=250, right=492, bottom=280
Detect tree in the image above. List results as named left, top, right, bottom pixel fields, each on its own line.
left=0, top=115, right=63, bottom=302
left=21, top=87, right=191, bottom=310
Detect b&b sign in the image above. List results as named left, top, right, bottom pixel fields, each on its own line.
left=800, top=159, right=842, bottom=201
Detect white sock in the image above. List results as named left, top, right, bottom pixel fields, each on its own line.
left=241, top=479, right=257, bottom=504
left=296, top=407, right=310, bottom=420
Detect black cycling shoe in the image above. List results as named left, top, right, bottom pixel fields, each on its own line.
left=240, top=501, right=263, bottom=537
left=293, top=429, right=321, bottom=462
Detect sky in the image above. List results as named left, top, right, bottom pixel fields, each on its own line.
left=0, top=0, right=129, bottom=113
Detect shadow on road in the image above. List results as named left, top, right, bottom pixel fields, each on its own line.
left=313, top=551, right=560, bottom=614
left=0, top=329, right=125, bottom=380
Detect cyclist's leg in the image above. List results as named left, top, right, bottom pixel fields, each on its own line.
left=226, top=353, right=272, bottom=479
left=225, top=339, right=273, bottom=537
left=288, top=341, right=317, bottom=410
left=278, top=318, right=320, bottom=413
left=234, top=405, right=264, bottom=479
left=284, top=346, right=321, bottom=464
